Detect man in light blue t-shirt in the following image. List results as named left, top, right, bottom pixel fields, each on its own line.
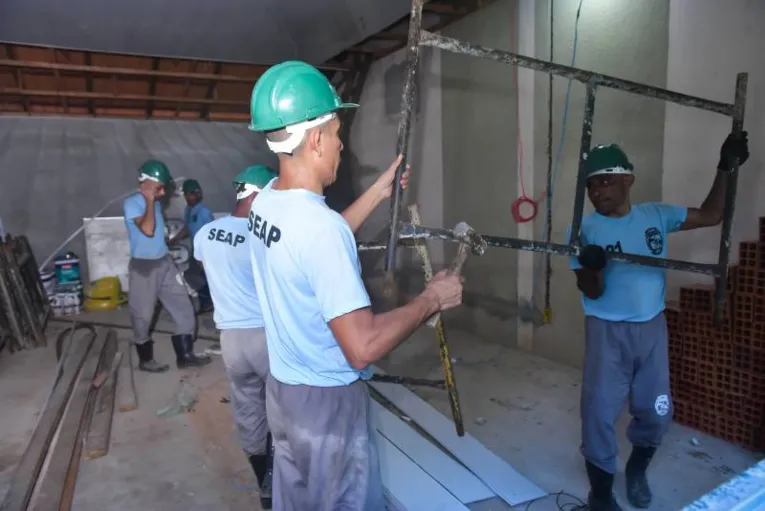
left=170, top=178, right=215, bottom=312
left=247, top=61, right=464, bottom=511
left=568, top=132, right=749, bottom=511
left=123, top=160, right=211, bottom=374
left=193, top=165, right=278, bottom=509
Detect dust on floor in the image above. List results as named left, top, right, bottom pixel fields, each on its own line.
left=0, top=319, right=264, bottom=511
left=380, top=325, right=762, bottom=510
left=0, top=310, right=761, bottom=511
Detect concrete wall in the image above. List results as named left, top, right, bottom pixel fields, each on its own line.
left=440, top=0, right=520, bottom=345
left=0, top=116, right=275, bottom=277
left=529, top=0, right=670, bottom=366
left=662, top=0, right=765, bottom=297
left=349, top=44, right=444, bottom=297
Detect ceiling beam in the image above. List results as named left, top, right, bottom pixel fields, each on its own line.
left=199, top=61, right=222, bottom=120
left=0, top=88, right=249, bottom=108
left=0, top=59, right=343, bottom=84
left=84, top=52, right=95, bottom=115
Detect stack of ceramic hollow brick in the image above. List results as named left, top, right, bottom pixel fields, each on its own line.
left=667, top=217, right=765, bottom=451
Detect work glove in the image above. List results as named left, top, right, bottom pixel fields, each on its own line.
left=718, top=131, right=749, bottom=172
left=577, top=244, right=607, bottom=272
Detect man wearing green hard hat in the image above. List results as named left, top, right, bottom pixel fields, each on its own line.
left=123, top=159, right=211, bottom=374
left=193, top=164, right=279, bottom=509
left=169, top=178, right=215, bottom=312
left=247, top=60, right=464, bottom=510
left=568, top=133, right=749, bottom=510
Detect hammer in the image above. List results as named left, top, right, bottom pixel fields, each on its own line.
left=425, top=221, right=487, bottom=328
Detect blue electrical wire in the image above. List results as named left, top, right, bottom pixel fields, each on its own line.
left=540, top=0, right=585, bottom=239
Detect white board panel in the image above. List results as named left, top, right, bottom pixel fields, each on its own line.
left=368, top=367, right=547, bottom=507
left=83, top=213, right=229, bottom=291
left=83, top=217, right=132, bottom=291
left=376, top=430, right=468, bottom=511
left=370, top=400, right=493, bottom=504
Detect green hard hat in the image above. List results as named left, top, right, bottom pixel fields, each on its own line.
left=586, top=144, right=634, bottom=178
left=138, top=159, right=173, bottom=186
left=233, top=165, right=278, bottom=190
left=182, top=179, right=201, bottom=194
left=249, top=61, right=358, bottom=132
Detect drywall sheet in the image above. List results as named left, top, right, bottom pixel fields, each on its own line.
left=368, top=367, right=547, bottom=506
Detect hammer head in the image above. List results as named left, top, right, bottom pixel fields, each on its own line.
left=453, top=222, right=487, bottom=256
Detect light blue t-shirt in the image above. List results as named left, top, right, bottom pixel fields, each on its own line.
left=248, top=179, right=373, bottom=387
left=193, top=215, right=263, bottom=330
left=123, top=193, right=168, bottom=260
left=184, top=203, right=214, bottom=241
left=569, top=202, right=688, bottom=322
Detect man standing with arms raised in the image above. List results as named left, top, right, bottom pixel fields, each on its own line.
left=247, top=61, right=464, bottom=510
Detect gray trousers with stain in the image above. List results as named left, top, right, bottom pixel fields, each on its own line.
left=265, top=376, right=385, bottom=511
left=220, top=327, right=270, bottom=455
left=128, top=255, right=196, bottom=344
left=581, top=313, right=672, bottom=474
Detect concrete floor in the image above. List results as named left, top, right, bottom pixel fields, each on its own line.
left=0, top=308, right=761, bottom=511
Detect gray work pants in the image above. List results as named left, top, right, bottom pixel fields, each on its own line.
left=581, top=313, right=672, bottom=474
left=220, top=327, right=270, bottom=455
left=128, top=255, right=195, bottom=344
left=265, top=376, right=384, bottom=511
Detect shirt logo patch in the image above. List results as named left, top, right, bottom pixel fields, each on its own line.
left=644, top=227, right=663, bottom=255
left=192, top=214, right=198, bottom=223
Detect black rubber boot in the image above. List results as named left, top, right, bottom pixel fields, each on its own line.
left=585, top=461, right=623, bottom=511
left=171, top=334, right=212, bottom=369
left=248, top=433, right=273, bottom=509
left=134, top=341, right=169, bottom=373
left=625, top=446, right=656, bottom=509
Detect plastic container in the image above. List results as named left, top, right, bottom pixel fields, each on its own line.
left=40, top=271, right=56, bottom=297
left=54, top=251, right=81, bottom=286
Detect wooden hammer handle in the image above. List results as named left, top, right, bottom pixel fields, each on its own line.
left=426, top=242, right=470, bottom=328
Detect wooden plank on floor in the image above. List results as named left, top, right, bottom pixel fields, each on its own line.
left=84, top=330, right=121, bottom=460
left=0, top=331, right=96, bottom=511
left=30, top=329, right=108, bottom=511
left=368, top=368, right=548, bottom=507
left=376, top=430, right=468, bottom=511
left=116, top=340, right=137, bottom=412
left=370, top=400, right=494, bottom=504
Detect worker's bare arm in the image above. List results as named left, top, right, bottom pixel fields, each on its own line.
left=680, top=131, right=748, bottom=231
left=679, top=171, right=728, bottom=231
left=134, top=182, right=159, bottom=237
left=329, top=270, right=462, bottom=370
left=342, top=155, right=410, bottom=233
left=575, top=269, right=604, bottom=300
left=169, top=226, right=189, bottom=245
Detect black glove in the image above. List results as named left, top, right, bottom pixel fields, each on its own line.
left=577, top=244, right=607, bottom=271
left=718, top=131, right=749, bottom=171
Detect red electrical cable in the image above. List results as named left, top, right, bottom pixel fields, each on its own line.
left=510, top=21, right=539, bottom=224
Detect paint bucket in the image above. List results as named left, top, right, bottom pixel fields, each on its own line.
left=40, top=271, right=56, bottom=297
left=54, top=252, right=81, bottom=286
left=53, top=283, right=83, bottom=316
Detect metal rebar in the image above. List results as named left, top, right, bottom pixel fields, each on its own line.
left=568, top=84, right=597, bottom=245
left=419, top=31, right=735, bottom=116
left=368, top=374, right=447, bottom=389
left=360, top=224, right=722, bottom=276
left=383, top=0, right=424, bottom=292
left=543, top=0, right=554, bottom=321
left=714, top=72, right=748, bottom=326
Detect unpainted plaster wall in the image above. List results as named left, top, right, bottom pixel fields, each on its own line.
left=530, top=0, right=670, bottom=366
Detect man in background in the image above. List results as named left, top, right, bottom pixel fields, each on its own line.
left=123, top=160, right=211, bottom=373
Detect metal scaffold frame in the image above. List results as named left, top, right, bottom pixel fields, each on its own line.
left=359, top=0, right=747, bottom=326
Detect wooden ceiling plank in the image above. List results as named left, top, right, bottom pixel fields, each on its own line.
left=0, top=88, right=249, bottom=108
left=200, top=61, right=223, bottom=120
left=147, top=57, right=160, bottom=118
left=4, top=45, right=29, bottom=113
left=84, top=52, right=95, bottom=115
